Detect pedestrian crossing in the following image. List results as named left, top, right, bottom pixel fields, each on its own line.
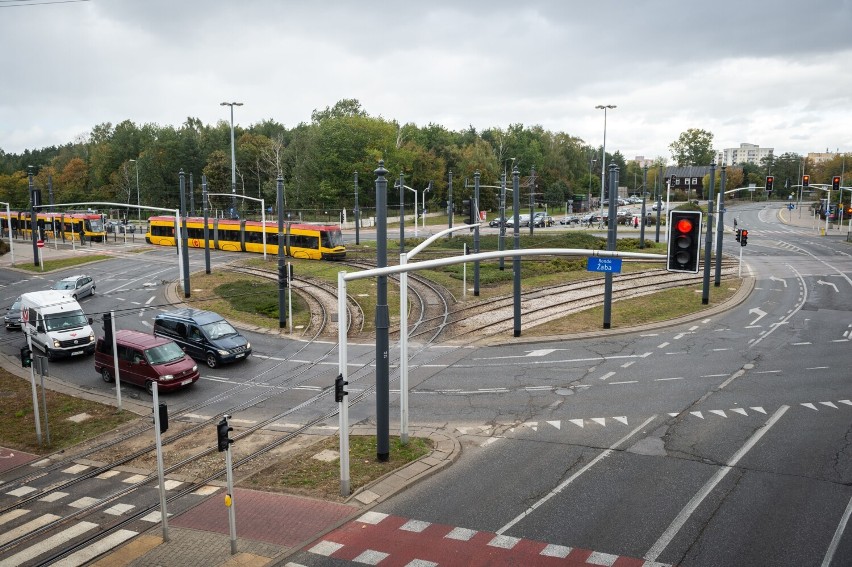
left=301, top=511, right=670, bottom=567
left=0, top=464, right=220, bottom=566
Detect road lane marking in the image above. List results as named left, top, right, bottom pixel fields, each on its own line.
left=644, top=405, right=789, bottom=563
left=822, top=494, right=852, bottom=567
left=495, top=415, right=657, bottom=535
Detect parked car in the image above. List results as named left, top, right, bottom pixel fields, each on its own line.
left=95, top=330, right=200, bottom=394
left=52, top=274, right=95, bottom=300
left=153, top=308, right=251, bottom=368
left=560, top=215, right=581, bottom=225
left=4, top=296, right=22, bottom=330
left=505, top=214, right=530, bottom=228
left=489, top=217, right=508, bottom=228
left=106, top=220, right=136, bottom=234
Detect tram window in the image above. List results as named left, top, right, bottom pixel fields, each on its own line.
left=218, top=228, right=240, bottom=242
left=187, top=227, right=205, bottom=239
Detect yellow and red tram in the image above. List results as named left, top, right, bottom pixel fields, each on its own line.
left=145, top=216, right=346, bottom=260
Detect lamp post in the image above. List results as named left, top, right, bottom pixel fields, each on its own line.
left=129, top=159, right=140, bottom=221
left=220, top=101, right=243, bottom=218
left=595, top=104, right=616, bottom=226
left=588, top=157, right=597, bottom=213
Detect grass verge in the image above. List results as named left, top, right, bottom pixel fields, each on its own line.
left=242, top=435, right=431, bottom=501
left=12, top=255, right=113, bottom=273
left=0, top=368, right=134, bottom=454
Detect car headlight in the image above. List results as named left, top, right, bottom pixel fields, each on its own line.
left=88, top=333, right=95, bottom=342
left=53, top=339, right=61, bottom=347
left=217, top=349, right=228, bottom=356
left=192, top=364, right=198, bottom=372
left=162, top=374, right=174, bottom=382
left=245, top=342, right=251, bottom=350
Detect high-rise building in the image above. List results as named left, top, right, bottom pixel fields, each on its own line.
left=716, top=143, right=774, bottom=166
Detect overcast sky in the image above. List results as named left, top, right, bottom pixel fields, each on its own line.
left=2, top=0, right=851, bottom=163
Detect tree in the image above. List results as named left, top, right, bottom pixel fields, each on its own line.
left=669, top=128, right=715, bottom=166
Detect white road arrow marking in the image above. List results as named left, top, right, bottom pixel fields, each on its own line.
left=770, top=276, right=787, bottom=287
left=818, top=280, right=839, bottom=292
left=749, top=308, right=767, bottom=326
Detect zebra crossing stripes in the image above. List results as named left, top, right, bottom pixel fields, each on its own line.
left=309, top=511, right=670, bottom=567
left=0, top=521, right=97, bottom=567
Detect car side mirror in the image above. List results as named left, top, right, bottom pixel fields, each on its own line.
left=37, top=324, right=45, bottom=333
left=88, top=317, right=93, bottom=325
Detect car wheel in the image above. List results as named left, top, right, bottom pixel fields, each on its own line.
left=101, top=368, right=113, bottom=383
left=146, top=381, right=154, bottom=395
left=206, top=353, right=218, bottom=368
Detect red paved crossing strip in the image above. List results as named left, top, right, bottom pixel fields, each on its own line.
left=308, top=511, right=669, bottom=566
left=0, top=447, right=39, bottom=474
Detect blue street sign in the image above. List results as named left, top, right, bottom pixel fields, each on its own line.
left=788, top=203, right=795, bottom=210
left=587, top=257, right=623, bottom=273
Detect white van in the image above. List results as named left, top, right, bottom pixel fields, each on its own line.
left=20, top=290, right=96, bottom=360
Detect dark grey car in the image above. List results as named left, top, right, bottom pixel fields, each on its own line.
left=4, top=296, right=22, bottom=330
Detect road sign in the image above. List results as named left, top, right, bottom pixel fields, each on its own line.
left=587, top=257, right=622, bottom=273
left=37, top=240, right=44, bottom=248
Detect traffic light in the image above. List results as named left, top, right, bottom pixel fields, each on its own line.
left=802, top=175, right=810, bottom=188
left=278, top=263, right=287, bottom=288
left=666, top=210, right=702, bottom=273
left=155, top=403, right=168, bottom=434
left=217, top=417, right=233, bottom=452
left=103, top=312, right=112, bottom=345
left=833, top=176, right=841, bottom=191
left=334, top=374, right=348, bottom=403
left=20, top=346, right=32, bottom=368
left=735, top=228, right=741, bottom=243
left=765, top=176, right=774, bottom=193
left=740, top=229, right=748, bottom=247
left=462, top=199, right=477, bottom=225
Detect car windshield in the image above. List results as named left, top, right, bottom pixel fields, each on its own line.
left=53, top=280, right=76, bottom=290
left=44, top=310, right=88, bottom=331
left=146, top=342, right=186, bottom=365
left=201, top=320, right=238, bottom=340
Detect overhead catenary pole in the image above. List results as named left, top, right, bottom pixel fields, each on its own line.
left=656, top=163, right=663, bottom=241
left=473, top=171, right=481, bottom=296
left=714, top=165, right=726, bottom=286
left=277, top=175, right=287, bottom=330
left=448, top=170, right=454, bottom=232
left=354, top=172, right=360, bottom=245
left=640, top=164, right=648, bottom=248
left=512, top=166, right=522, bottom=337
left=603, top=164, right=619, bottom=329
left=220, top=101, right=243, bottom=217
left=179, top=170, right=190, bottom=298
left=596, top=104, right=616, bottom=228
left=375, top=162, right=390, bottom=462
left=399, top=172, right=405, bottom=254
left=702, top=160, right=716, bottom=304
left=202, top=176, right=211, bottom=274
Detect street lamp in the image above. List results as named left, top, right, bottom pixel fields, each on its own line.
left=595, top=104, right=616, bottom=225
left=220, top=101, right=243, bottom=218
left=128, top=159, right=140, bottom=221
left=588, top=157, right=597, bottom=213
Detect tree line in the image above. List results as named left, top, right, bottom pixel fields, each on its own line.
left=0, top=101, right=842, bottom=219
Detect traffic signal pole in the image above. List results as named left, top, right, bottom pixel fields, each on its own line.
left=152, top=382, right=169, bottom=543
left=26, top=334, right=42, bottom=446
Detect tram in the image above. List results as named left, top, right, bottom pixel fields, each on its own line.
left=0, top=211, right=106, bottom=242
left=145, top=216, right=346, bottom=260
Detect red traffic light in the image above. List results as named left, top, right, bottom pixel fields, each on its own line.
left=675, top=218, right=693, bottom=233
left=741, top=229, right=748, bottom=237
left=802, top=174, right=810, bottom=187
left=832, top=176, right=841, bottom=191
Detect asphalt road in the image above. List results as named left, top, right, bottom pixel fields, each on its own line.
left=1, top=203, right=850, bottom=566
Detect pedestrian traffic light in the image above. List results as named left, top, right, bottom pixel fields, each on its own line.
left=740, top=229, right=748, bottom=247
left=103, top=312, right=112, bottom=345
left=155, top=403, right=168, bottom=434
left=832, top=176, right=841, bottom=191
left=736, top=228, right=741, bottom=242
left=334, top=374, right=348, bottom=403
left=802, top=175, right=809, bottom=188
left=666, top=210, right=702, bottom=273
left=765, top=176, right=774, bottom=192
left=20, top=346, right=32, bottom=368
left=217, top=416, right=233, bottom=452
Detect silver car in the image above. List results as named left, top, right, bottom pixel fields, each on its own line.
left=52, top=274, right=96, bottom=300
